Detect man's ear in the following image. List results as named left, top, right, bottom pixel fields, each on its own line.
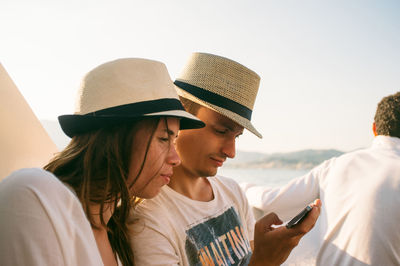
left=372, top=122, right=377, bottom=136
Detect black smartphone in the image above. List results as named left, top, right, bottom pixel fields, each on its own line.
left=286, top=205, right=312, bottom=229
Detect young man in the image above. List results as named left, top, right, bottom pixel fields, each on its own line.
left=243, top=92, right=400, bottom=265
left=129, top=53, right=321, bottom=266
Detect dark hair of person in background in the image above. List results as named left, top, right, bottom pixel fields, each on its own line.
left=374, top=91, right=400, bottom=138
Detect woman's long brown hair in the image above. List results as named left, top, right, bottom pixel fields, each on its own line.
left=44, top=118, right=160, bottom=266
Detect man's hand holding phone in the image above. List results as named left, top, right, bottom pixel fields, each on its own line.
left=286, top=205, right=313, bottom=229
left=249, top=199, right=322, bottom=266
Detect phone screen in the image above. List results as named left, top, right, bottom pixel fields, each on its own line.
left=286, top=205, right=312, bottom=229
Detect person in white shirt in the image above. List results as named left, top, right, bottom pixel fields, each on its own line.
left=0, top=58, right=205, bottom=266
left=129, top=52, right=321, bottom=266
left=243, top=91, right=400, bottom=266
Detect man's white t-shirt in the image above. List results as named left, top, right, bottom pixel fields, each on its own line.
left=129, top=175, right=255, bottom=266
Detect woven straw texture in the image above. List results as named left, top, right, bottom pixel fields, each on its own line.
left=176, top=53, right=260, bottom=109
left=76, top=58, right=179, bottom=114
left=175, top=53, right=262, bottom=138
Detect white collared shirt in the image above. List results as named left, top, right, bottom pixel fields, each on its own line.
left=243, top=135, right=400, bottom=266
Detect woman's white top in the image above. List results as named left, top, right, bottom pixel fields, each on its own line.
left=0, top=168, right=105, bottom=265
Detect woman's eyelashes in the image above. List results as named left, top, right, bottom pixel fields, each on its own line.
left=158, top=134, right=177, bottom=144
left=158, top=136, right=169, bottom=142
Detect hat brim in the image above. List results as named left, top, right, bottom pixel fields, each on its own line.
left=175, top=86, right=262, bottom=138
left=59, top=110, right=204, bottom=138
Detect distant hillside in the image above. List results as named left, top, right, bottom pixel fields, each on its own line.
left=41, top=120, right=345, bottom=169
left=225, top=149, right=344, bottom=169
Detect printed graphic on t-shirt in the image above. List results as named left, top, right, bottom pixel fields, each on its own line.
left=185, top=207, right=252, bottom=266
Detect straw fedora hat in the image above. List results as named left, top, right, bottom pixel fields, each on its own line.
left=59, top=58, right=205, bottom=137
left=174, top=52, right=262, bottom=138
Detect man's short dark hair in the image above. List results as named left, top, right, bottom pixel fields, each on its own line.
left=179, top=96, right=202, bottom=116
left=374, top=92, right=400, bottom=138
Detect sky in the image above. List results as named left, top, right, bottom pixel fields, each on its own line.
left=1, top=0, right=399, bottom=153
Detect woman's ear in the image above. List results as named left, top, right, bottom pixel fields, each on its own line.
left=372, top=122, right=377, bottom=136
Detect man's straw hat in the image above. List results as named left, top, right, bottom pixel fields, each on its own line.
left=174, top=52, right=262, bottom=138
left=59, top=58, right=205, bottom=137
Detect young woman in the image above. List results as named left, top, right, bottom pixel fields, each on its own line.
left=0, top=58, right=204, bottom=266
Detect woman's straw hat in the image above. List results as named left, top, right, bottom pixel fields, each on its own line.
left=174, top=52, right=262, bottom=138
left=59, top=58, right=205, bottom=137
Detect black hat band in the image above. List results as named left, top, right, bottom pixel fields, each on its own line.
left=85, top=98, right=185, bottom=117
left=174, top=80, right=252, bottom=120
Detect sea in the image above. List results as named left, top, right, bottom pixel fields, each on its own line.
left=218, top=167, right=309, bottom=187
